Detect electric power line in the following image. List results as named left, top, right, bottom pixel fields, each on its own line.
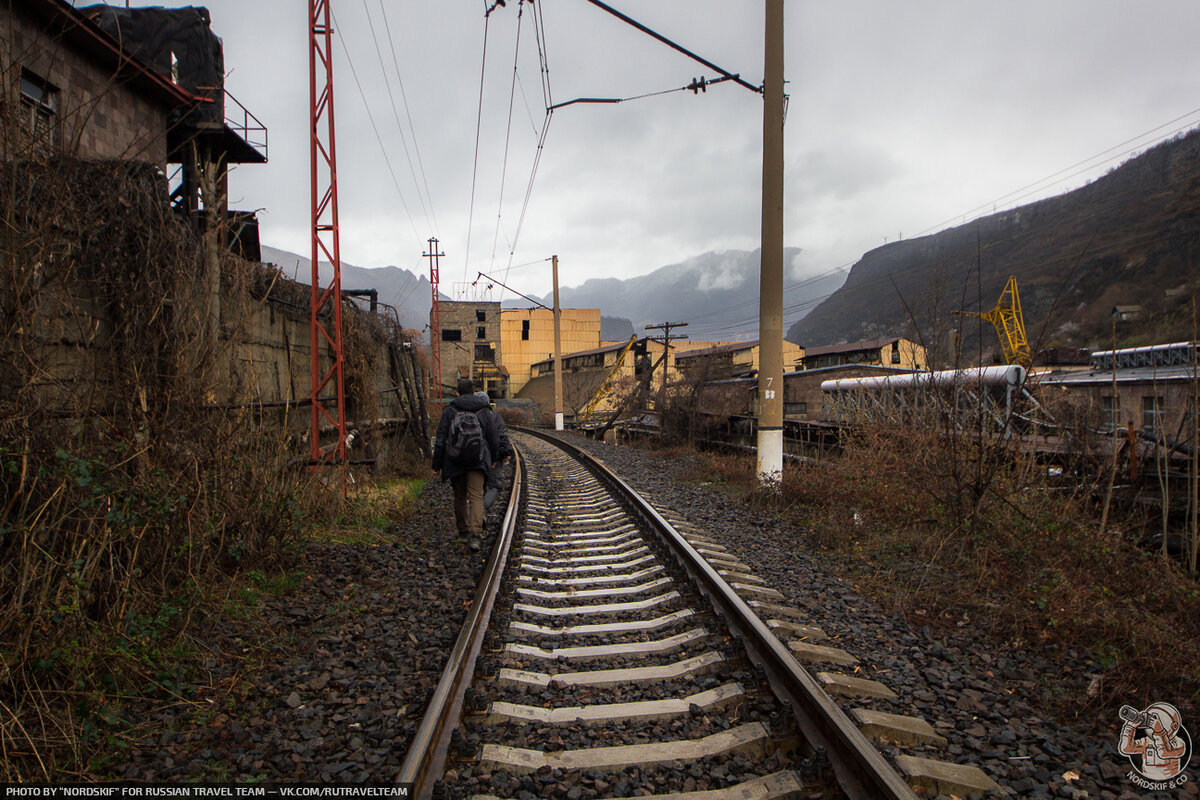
left=463, top=2, right=494, bottom=285
left=330, top=8, right=422, bottom=244
left=361, top=0, right=437, bottom=237
left=377, top=0, right=440, bottom=236
left=489, top=3, right=527, bottom=275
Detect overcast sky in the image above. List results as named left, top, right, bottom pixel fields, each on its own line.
left=147, top=0, right=1200, bottom=334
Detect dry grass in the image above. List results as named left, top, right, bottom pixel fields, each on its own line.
left=0, top=159, right=339, bottom=778
left=310, top=476, right=427, bottom=546
left=681, top=426, right=1200, bottom=726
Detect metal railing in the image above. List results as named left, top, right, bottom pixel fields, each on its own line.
left=224, top=89, right=267, bottom=159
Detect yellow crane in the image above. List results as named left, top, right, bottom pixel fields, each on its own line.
left=579, top=334, right=638, bottom=422
left=953, top=275, right=1031, bottom=366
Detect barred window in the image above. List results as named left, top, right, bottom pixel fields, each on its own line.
left=19, top=70, right=57, bottom=146
left=1101, top=395, right=1119, bottom=429
left=1142, top=395, right=1163, bottom=432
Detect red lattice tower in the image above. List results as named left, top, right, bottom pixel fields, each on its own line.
left=308, top=0, right=347, bottom=464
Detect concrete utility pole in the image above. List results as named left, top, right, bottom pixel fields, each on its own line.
left=757, top=0, right=785, bottom=487
left=552, top=254, right=564, bottom=431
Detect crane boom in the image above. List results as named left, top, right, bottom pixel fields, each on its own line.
left=579, top=335, right=638, bottom=422
left=953, top=275, right=1031, bottom=366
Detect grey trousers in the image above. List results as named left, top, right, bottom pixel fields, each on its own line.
left=451, top=469, right=486, bottom=536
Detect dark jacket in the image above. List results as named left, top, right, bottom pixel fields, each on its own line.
left=432, top=393, right=511, bottom=481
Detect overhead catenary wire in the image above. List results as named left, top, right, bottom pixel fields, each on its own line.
left=463, top=1, right=494, bottom=286
left=581, top=0, right=761, bottom=95
left=330, top=8, right=422, bottom=244
left=664, top=113, right=1200, bottom=340
left=368, top=0, right=439, bottom=237
left=489, top=2, right=527, bottom=275
left=496, top=0, right=554, bottom=296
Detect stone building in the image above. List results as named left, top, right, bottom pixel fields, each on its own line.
left=82, top=4, right=268, bottom=256
left=800, top=336, right=927, bottom=371
left=434, top=300, right=508, bottom=399
left=1038, top=341, right=1199, bottom=439
left=1, top=0, right=197, bottom=164
left=674, top=339, right=805, bottom=379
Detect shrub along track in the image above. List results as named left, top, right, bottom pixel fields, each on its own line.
left=110, top=473, right=507, bottom=782
left=403, top=431, right=1004, bottom=799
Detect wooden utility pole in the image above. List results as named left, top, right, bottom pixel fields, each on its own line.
left=552, top=255, right=564, bottom=431
left=644, top=321, right=689, bottom=394
left=645, top=321, right=689, bottom=434
left=757, top=0, right=785, bottom=486
left=425, top=238, right=445, bottom=409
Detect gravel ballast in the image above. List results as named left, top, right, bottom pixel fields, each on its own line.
left=114, top=434, right=1195, bottom=799
left=114, top=469, right=509, bottom=782
left=563, top=432, right=1195, bottom=800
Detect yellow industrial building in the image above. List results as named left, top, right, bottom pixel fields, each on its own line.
left=518, top=337, right=807, bottom=422
left=674, top=339, right=805, bottom=378
left=500, top=308, right=601, bottom=395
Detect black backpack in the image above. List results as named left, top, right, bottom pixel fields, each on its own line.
left=446, top=409, right=485, bottom=468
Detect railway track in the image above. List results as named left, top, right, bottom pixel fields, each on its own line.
left=400, top=430, right=996, bottom=799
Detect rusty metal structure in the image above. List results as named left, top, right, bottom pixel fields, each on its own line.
left=954, top=275, right=1031, bottom=367
left=425, top=238, right=446, bottom=406
left=308, top=0, right=347, bottom=464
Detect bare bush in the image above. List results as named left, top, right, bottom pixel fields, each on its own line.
left=0, top=157, right=335, bottom=779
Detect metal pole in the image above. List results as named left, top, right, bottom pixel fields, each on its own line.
left=426, top=239, right=445, bottom=410
left=757, top=0, right=784, bottom=486
left=552, top=255, right=564, bottom=430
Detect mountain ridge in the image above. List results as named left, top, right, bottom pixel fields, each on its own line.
left=787, top=128, right=1200, bottom=358
left=263, top=245, right=844, bottom=344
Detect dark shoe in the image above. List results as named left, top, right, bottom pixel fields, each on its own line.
left=468, top=537, right=482, bottom=552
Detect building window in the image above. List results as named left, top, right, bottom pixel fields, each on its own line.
left=476, top=310, right=486, bottom=322
left=477, top=326, right=486, bottom=340
left=475, top=344, right=495, bottom=363
left=20, top=70, right=57, bottom=146
left=521, top=319, right=530, bottom=341
left=1142, top=396, right=1163, bottom=432
left=890, top=341, right=901, bottom=364
left=1101, top=395, right=1119, bottom=429
left=442, top=328, right=461, bottom=342
left=784, top=402, right=807, bottom=416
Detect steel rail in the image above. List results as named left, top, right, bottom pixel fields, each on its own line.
left=518, top=428, right=918, bottom=800
left=396, top=450, right=523, bottom=798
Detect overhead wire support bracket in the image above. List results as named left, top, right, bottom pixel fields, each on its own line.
left=582, top=0, right=763, bottom=95
left=474, top=270, right=549, bottom=310
left=547, top=73, right=743, bottom=112
left=547, top=97, right=621, bottom=111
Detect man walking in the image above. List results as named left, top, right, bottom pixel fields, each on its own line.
left=432, top=378, right=509, bottom=551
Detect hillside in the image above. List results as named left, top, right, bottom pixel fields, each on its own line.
left=267, top=245, right=843, bottom=344
left=261, top=245, right=436, bottom=333
left=787, top=128, right=1200, bottom=360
